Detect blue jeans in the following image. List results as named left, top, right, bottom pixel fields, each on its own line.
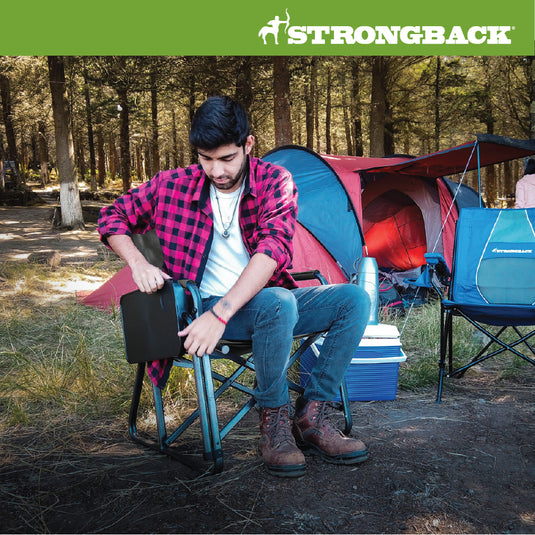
left=202, top=283, right=370, bottom=408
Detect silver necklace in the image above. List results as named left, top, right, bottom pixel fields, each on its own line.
left=213, top=184, right=242, bottom=239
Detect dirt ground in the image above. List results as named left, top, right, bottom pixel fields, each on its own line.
left=1, top=201, right=535, bottom=534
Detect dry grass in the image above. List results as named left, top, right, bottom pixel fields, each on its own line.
left=1, top=261, right=531, bottom=432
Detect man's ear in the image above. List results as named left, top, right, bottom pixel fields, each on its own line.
left=244, top=135, right=255, bottom=155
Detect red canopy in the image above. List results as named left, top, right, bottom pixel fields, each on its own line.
left=360, top=134, right=535, bottom=181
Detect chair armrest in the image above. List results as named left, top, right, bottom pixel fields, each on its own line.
left=424, top=252, right=448, bottom=272
left=291, top=270, right=328, bottom=285
left=405, top=253, right=450, bottom=298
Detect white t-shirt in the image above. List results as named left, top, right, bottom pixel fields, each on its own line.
left=199, top=184, right=250, bottom=298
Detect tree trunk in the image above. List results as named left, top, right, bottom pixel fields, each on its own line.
left=235, top=57, right=253, bottom=114
left=38, top=121, right=49, bottom=187
left=47, top=56, right=84, bottom=229
left=530, top=56, right=535, bottom=140
left=170, top=109, right=182, bottom=169
left=303, top=57, right=315, bottom=150
left=351, top=58, right=363, bottom=157
left=434, top=57, right=441, bottom=152
left=325, top=67, right=332, bottom=154
left=83, top=66, right=97, bottom=191
left=273, top=57, right=293, bottom=146
left=109, top=135, right=117, bottom=180
left=188, top=75, right=196, bottom=164
left=369, top=57, right=387, bottom=157
left=341, top=67, right=352, bottom=155
left=0, top=73, right=21, bottom=186
left=384, top=101, right=394, bottom=156
left=150, top=68, right=160, bottom=178
left=117, top=86, right=131, bottom=193
left=96, top=126, right=106, bottom=187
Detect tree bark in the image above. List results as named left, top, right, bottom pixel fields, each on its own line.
left=325, top=67, right=332, bottom=154
left=150, top=67, right=160, bottom=178
left=351, top=58, right=363, bottom=157
left=117, top=86, right=131, bottom=193
left=369, top=57, right=387, bottom=157
left=0, top=72, right=21, bottom=186
left=96, top=126, right=106, bottom=187
left=47, top=56, right=84, bottom=229
left=38, top=121, right=49, bottom=186
left=273, top=57, right=293, bottom=146
left=530, top=56, right=535, bottom=140
left=83, top=66, right=97, bottom=191
left=303, top=57, right=315, bottom=150
left=235, top=57, right=253, bottom=114
left=434, top=57, right=441, bottom=152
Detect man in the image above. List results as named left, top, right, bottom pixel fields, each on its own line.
left=98, top=95, right=371, bottom=478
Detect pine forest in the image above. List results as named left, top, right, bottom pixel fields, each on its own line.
left=0, top=55, right=534, bottom=228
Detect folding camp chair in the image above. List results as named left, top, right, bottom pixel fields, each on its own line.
left=411, top=207, right=535, bottom=402
left=120, top=271, right=353, bottom=475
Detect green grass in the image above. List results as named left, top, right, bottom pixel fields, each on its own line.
left=392, top=298, right=534, bottom=391
left=0, top=262, right=132, bottom=429
left=1, top=262, right=532, bottom=433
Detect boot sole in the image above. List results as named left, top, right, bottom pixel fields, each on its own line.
left=299, top=443, right=369, bottom=465
left=264, top=462, right=307, bottom=478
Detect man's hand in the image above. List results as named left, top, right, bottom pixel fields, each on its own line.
left=107, top=234, right=171, bottom=294
left=178, top=310, right=226, bottom=357
left=130, top=258, right=171, bottom=294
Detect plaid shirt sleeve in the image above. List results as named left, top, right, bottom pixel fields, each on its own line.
left=242, top=158, right=298, bottom=287
left=97, top=176, right=160, bottom=245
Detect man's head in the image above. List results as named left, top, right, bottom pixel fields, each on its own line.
left=189, top=95, right=250, bottom=150
left=190, top=96, right=254, bottom=192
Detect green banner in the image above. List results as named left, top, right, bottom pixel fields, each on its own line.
left=1, top=0, right=533, bottom=55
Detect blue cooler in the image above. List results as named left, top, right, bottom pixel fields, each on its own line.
left=300, top=324, right=406, bottom=401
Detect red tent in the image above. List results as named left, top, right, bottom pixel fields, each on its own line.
left=80, top=134, right=535, bottom=310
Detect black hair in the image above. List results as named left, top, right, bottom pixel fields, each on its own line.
left=524, top=158, right=535, bottom=176
left=189, top=95, right=250, bottom=150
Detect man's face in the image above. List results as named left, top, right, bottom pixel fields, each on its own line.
left=197, top=135, right=254, bottom=193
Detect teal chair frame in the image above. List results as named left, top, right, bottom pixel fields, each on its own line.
left=124, top=273, right=353, bottom=474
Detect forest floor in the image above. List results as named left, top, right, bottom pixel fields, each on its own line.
left=0, top=197, right=534, bottom=534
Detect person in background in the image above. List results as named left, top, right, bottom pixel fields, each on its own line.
left=98, top=95, right=371, bottom=478
left=515, top=158, right=535, bottom=208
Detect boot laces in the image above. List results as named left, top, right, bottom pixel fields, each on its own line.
left=309, top=400, right=339, bottom=434
left=262, top=404, right=294, bottom=446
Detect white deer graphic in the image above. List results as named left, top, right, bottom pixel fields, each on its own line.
left=258, top=9, right=290, bottom=45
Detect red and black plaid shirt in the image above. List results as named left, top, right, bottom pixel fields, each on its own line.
left=98, top=156, right=298, bottom=387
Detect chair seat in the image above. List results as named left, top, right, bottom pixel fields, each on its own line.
left=443, top=300, right=535, bottom=325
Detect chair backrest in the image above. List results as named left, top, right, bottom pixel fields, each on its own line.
left=451, top=207, right=535, bottom=306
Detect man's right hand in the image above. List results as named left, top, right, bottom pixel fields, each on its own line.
left=107, top=234, right=171, bottom=294
left=130, top=258, right=171, bottom=294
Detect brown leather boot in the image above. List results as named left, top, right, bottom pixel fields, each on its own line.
left=259, top=404, right=306, bottom=477
left=293, top=398, right=368, bottom=465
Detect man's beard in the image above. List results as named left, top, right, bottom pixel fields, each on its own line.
left=210, top=152, right=249, bottom=191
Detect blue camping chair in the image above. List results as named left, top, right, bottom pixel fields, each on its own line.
left=120, top=272, right=353, bottom=475
left=410, top=207, right=535, bottom=402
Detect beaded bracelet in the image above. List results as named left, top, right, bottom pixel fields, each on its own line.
left=209, top=307, right=228, bottom=326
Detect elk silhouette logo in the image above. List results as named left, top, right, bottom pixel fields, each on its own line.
left=258, top=9, right=290, bottom=45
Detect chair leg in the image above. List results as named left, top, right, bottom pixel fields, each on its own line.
left=128, top=362, right=146, bottom=443
left=436, top=306, right=451, bottom=403
left=193, top=353, right=224, bottom=473
left=338, top=380, right=353, bottom=435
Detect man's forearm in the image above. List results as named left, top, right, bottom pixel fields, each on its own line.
left=107, top=234, right=147, bottom=267
left=214, top=253, right=277, bottom=322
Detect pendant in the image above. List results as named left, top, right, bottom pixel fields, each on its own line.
left=222, top=229, right=230, bottom=239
